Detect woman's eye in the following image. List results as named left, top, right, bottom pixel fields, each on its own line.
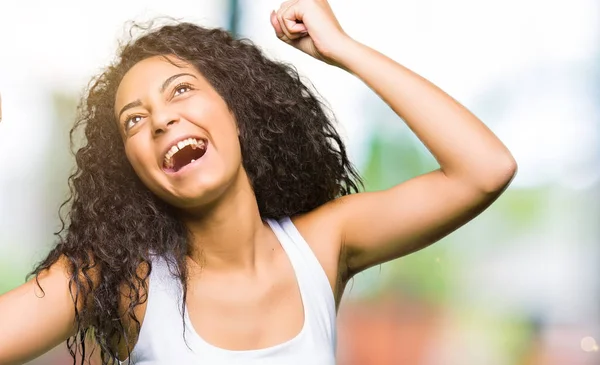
left=125, top=115, right=143, bottom=130
left=173, top=84, right=192, bottom=97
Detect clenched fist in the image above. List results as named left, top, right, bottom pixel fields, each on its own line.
left=270, top=0, right=352, bottom=67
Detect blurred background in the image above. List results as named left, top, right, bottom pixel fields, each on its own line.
left=0, top=0, right=598, bottom=364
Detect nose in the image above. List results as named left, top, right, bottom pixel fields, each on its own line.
left=152, top=108, right=179, bottom=136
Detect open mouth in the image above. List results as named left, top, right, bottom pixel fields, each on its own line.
left=163, top=137, right=208, bottom=173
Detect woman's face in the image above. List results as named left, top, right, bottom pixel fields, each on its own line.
left=114, top=55, right=244, bottom=209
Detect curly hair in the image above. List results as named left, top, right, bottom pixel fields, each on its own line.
left=29, top=21, right=362, bottom=364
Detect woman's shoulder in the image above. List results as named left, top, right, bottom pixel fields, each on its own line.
left=292, top=196, right=348, bottom=253
left=291, top=199, right=349, bottom=297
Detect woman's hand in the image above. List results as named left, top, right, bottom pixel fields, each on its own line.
left=270, top=0, right=352, bottom=66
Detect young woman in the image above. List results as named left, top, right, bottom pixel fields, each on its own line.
left=0, top=0, right=517, bottom=364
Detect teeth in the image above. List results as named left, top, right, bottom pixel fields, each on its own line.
left=163, top=138, right=206, bottom=168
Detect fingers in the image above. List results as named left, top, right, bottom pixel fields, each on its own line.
left=271, top=0, right=308, bottom=44
left=270, top=10, right=285, bottom=39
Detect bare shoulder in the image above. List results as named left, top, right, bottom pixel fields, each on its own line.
left=291, top=198, right=348, bottom=300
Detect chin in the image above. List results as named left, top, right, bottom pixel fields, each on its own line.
left=156, top=171, right=239, bottom=211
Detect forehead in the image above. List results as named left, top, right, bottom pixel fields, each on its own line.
left=115, top=55, right=199, bottom=107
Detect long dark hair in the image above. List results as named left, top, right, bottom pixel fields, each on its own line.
left=29, top=21, right=362, bottom=364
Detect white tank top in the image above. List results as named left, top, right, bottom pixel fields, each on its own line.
left=123, top=217, right=337, bottom=365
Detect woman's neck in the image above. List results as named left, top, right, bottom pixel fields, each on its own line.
left=179, top=171, right=270, bottom=272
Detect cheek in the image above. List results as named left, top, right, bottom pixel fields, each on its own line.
left=216, top=123, right=243, bottom=166
left=196, top=106, right=241, bottom=160
left=124, top=141, right=157, bottom=182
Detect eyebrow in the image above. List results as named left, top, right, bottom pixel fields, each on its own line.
left=117, top=73, right=197, bottom=120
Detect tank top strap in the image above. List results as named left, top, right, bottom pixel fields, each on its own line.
left=266, top=217, right=337, bottom=344
left=124, top=254, right=189, bottom=364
